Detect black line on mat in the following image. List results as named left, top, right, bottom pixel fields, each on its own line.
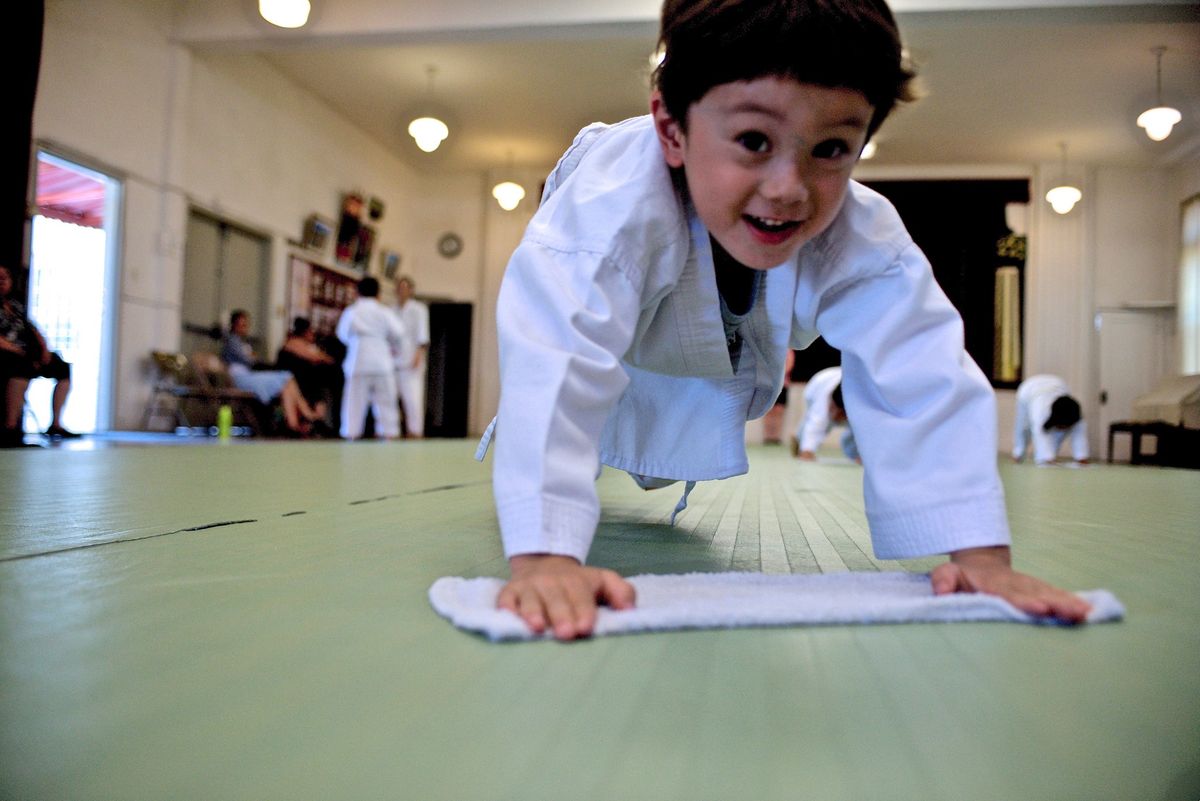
left=0, top=519, right=260, bottom=563
left=2, top=480, right=492, bottom=563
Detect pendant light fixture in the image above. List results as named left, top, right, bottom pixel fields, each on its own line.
left=408, top=66, right=449, bottom=153
left=259, top=0, right=311, bottom=29
left=1136, top=46, right=1182, bottom=142
left=492, top=151, right=526, bottom=211
left=1045, top=142, right=1082, bottom=215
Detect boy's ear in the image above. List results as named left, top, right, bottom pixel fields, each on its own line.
left=650, top=91, right=686, bottom=168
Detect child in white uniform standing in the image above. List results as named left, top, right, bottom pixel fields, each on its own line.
left=392, top=275, right=430, bottom=439
left=481, top=0, right=1091, bottom=639
left=337, top=277, right=406, bottom=440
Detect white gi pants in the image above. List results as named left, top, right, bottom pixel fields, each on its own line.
left=396, top=367, right=426, bottom=437
left=341, top=372, right=399, bottom=439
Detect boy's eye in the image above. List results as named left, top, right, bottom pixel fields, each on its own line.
left=812, top=139, right=852, bottom=159
left=735, top=131, right=770, bottom=154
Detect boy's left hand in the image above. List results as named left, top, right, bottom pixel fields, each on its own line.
left=931, top=545, right=1091, bottom=623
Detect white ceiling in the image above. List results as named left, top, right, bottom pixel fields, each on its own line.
left=178, top=1, right=1200, bottom=174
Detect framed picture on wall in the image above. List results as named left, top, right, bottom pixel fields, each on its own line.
left=301, top=214, right=333, bottom=252
left=381, top=250, right=401, bottom=280
left=335, top=193, right=364, bottom=265
left=354, top=224, right=376, bottom=273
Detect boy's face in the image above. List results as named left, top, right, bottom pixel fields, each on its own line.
left=652, top=77, right=872, bottom=270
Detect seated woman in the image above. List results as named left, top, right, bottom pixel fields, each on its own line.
left=0, top=264, right=79, bottom=446
left=276, top=317, right=342, bottom=427
left=220, top=309, right=324, bottom=435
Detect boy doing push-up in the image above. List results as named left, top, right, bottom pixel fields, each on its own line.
left=480, top=0, right=1091, bottom=639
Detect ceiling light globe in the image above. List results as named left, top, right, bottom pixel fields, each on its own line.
left=1136, top=106, right=1182, bottom=142
left=1045, top=185, right=1082, bottom=215
left=408, top=117, right=449, bottom=153
left=860, top=141, right=878, bottom=160
left=492, top=181, right=526, bottom=211
left=259, top=0, right=311, bottom=29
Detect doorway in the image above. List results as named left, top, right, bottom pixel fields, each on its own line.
left=181, top=210, right=270, bottom=356
left=25, top=150, right=121, bottom=434
left=1096, top=308, right=1172, bottom=461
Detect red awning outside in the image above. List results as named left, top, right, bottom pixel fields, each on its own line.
left=37, top=160, right=106, bottom=229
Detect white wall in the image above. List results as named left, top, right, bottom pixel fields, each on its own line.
left=33, top=0, right=1198, bottom=442
left=35, top=0, right=437, bottom=430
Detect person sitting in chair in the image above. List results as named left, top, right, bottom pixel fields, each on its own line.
left=0, top=264, right=79, bottom=446
left=220, top=309, right=325, bottom=436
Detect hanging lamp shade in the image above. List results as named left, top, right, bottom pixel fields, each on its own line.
left=259, top=0, right=311, bottom=28
left=408, top=66, right=449, bottom=153
left=1045, top=185, right=1082, bottom=215
left=492, top=181, right=526, bottom=211
left=1045, top=142, right=1081, bottom=215
left=1137, top=106, right=1182, bottom=142
left=1137, top=47, right=1181, bottom=142
left=408, top=117, right=449, bottom=153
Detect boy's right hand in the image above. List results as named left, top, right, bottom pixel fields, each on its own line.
left=498, top=554, right=636, bottom=640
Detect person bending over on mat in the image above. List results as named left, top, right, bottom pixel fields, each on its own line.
left=477, top=0, right=1092, bottom=639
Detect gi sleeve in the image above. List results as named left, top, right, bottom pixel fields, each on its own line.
left=493, top=241, right=642, bottom=563
left=817, top=243, right=1011, bottom=559
left=1069, top=420, right=1089, bottom=461
left=335, top=305, right=353, bottom=345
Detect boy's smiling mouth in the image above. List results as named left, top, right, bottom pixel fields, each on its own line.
left=744, top=214, right=802, bottom=244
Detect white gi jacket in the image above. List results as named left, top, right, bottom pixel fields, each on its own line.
left=393, top=299, right=430, bottom=373
left=489, top=115, right=1010, bottom=564
left=336, top=297, right=406, bottom=376
left=1012, top=374, right=1089, bottom=464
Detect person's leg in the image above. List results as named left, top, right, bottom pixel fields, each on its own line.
left=288, top=378, right=324, bottom=422
left=761, top=402, right=785, bottom=444
left=50, top=378, right=70, bottom=429
left=5, top=376, right=30, bottom=428
left=373, top=372, right=400, bottom=440
left=278, top=381, right=305, bottom=431
left=398, top=369, right=426, bottom=438
left=340, top=373, right=367, bottom=440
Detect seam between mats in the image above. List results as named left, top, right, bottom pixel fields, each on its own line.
left=0, top=479, right=492, bottom=563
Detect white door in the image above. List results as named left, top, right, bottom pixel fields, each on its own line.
left=1096, top=309, right=1170, bottom=461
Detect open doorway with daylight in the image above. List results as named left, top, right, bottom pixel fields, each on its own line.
left=26, top=150, right=121, bottom=434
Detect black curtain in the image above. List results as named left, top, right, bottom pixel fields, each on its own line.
left=3, top=2, right=44, bottom=276
left=863, top=179, right=1029, bottom=385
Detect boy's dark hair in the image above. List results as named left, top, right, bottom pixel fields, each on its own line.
left=291, top=317, right=311, bottom=336
left=654, top=0, right=917, bottom=139
left=357, top=277, right=380, bottom=298
left=831, top=383, right=845, bottom=412
left=1045, top=396, right=1082, bottom=430
left=230, top=309, right=248, bottom=329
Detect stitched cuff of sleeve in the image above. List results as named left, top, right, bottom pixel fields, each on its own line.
left=867, top=490, right=1012, bottom=559
left=496, top=495, right=600, bottom=565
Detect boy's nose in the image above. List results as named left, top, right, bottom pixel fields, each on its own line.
left=760, top=160, right=810, bottom=205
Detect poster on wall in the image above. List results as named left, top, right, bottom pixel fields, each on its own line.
left=335, top=193, right=363, bottom=266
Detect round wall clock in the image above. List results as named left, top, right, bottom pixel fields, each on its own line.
left=437, top=232, right=463, bottom=259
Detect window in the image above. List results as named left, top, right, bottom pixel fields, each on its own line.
left=1180, top=193, right=1200, bottom=373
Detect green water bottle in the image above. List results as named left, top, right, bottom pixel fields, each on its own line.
left=217, top=405, right=233, bottom=441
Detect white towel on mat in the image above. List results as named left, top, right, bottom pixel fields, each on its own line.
left=428, top=571, right=1124, bottom=642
